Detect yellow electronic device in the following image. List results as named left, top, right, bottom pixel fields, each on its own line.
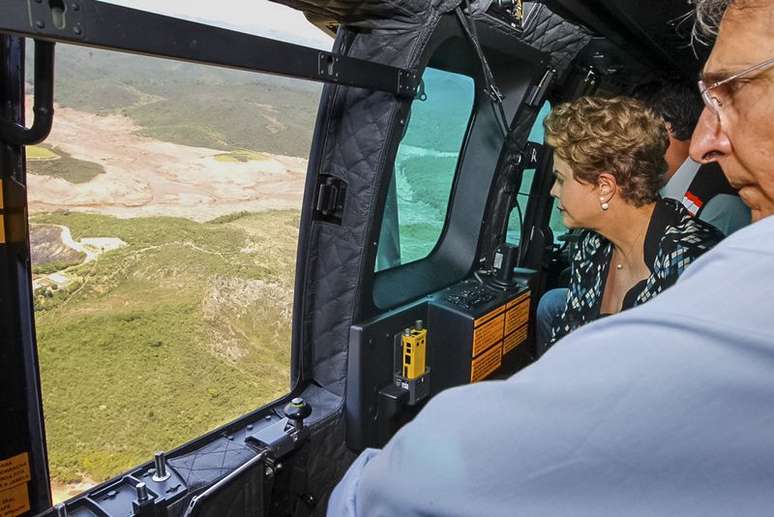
left=401, top=326, right=427, bottom=380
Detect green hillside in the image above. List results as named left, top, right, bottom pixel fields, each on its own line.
left=23, top=41, right=317, bottom=487
left=32, top=44, right=322, bottom=157
left=27, top=144, right=105, bottom=184
left=32, top=210, right=299, bottom=482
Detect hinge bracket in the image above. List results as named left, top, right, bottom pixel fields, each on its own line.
left=397, top=69, right=420, bottom=98
left=313, top=175, right=347, bottom=224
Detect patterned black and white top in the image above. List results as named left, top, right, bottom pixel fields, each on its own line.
left=549, top=198, right=724, bottom=346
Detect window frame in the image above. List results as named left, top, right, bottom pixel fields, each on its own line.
left=504, top=101, right=553, bottom=246
left=374, top=65, right=479, bottom=273
left=367, top=16, right=546, bottom=313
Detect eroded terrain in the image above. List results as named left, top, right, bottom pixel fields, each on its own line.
left=27, top=97, right=307, bottom=222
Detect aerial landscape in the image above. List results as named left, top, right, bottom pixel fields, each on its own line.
left=26, top=44, right=320, bottom=500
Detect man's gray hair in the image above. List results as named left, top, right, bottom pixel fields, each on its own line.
left=693, top=0, right=732, bottom=37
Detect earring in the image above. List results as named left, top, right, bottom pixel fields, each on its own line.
left=601, top=202, right=609, bottom=211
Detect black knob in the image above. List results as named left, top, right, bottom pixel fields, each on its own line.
left=135, top=482, right=150, bottom=504
left=152, top=451, right=170, bottom=482
left=131, top=481, right=154, bottom=515
left=284, top=397, right=312, bottom=428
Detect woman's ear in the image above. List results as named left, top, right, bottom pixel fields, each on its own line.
left=597, top=172, right=617, bottom=203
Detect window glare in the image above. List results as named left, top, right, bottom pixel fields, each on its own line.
left=101, top=0, right=333, bottom=50
left=375, top=67, right=475, bottom=272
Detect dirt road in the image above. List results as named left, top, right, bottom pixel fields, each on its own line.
left=31, top=224, right=126, bottom=291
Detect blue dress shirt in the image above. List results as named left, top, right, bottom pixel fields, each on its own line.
left=329, top=215, right=774, bottom=517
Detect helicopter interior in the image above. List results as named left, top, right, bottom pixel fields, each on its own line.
left=0, top=0, right=712, bottom=516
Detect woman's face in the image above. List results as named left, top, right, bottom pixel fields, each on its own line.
left=549, top=156, right=601, bottom=229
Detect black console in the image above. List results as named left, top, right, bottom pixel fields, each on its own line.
left=346, top=269, right=536, bottom=450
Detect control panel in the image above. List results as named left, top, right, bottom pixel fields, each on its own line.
left=431, top=279, right=530, bottom=390
left=346, top=269, right=536, bottom=450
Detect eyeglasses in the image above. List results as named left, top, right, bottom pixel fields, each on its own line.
left=698, top=56, right=774, bottom=116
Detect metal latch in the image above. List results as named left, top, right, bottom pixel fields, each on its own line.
left=318, top=52, right=340, bottom=81
left=27, top=0, right=85, bottom=39
left=397, top=69, right=420, bottom=98
left=313, top=175, right=347, bottom=224
left=245, top=397, right=312, bottom=461
left=492, top=0, right=524, bottom=22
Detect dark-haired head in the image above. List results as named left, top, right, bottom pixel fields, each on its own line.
left=632, top=80, right=702, bottom=142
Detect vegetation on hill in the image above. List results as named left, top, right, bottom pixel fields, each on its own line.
left=31, top=210, right=299, bottom=483
left=27, top=145, right=106, bottom=184
left=27, top=145, right=60, bottom=161
left=30, top=45, right=322, bottom=158
left=214, top=150, right=271, bottom=163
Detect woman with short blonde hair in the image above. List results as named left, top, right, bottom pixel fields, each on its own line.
left=543, top=96, right=723, bottom=348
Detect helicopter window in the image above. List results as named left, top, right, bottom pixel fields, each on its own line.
left=505, top=102, right=556, bottom=245
left=374, top=67, right=475, bottom=272
left=27, top=43, right=318, bottom=500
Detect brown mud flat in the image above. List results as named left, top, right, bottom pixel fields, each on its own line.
left=26, top=97, right=308, bottom=222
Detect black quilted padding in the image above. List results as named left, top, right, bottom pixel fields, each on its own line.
left=302, top=23, right=439, bottom=396
left=295, top=1, right=592, bottom=399
left=305, top=411, right=357, bottom=517
left=521, top=2, right=592, bottom=79
left=168, top=435, right=259, bottom=490
left=183, top=460, right=265, bottom=517
left=270, top=0, right=460, bottom=27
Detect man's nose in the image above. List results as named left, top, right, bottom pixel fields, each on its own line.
left=689, top=108, right=732, bottom=163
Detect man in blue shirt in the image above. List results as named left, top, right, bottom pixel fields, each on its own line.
left=328, top=1, right=774, bottom=515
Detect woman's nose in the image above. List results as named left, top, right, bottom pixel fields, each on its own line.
left=549, top=180, right=559, bottom=199
left=690, top=107, right=732, bottom=164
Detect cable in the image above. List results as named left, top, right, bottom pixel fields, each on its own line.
left=454, top=4, right=510, bottom=138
